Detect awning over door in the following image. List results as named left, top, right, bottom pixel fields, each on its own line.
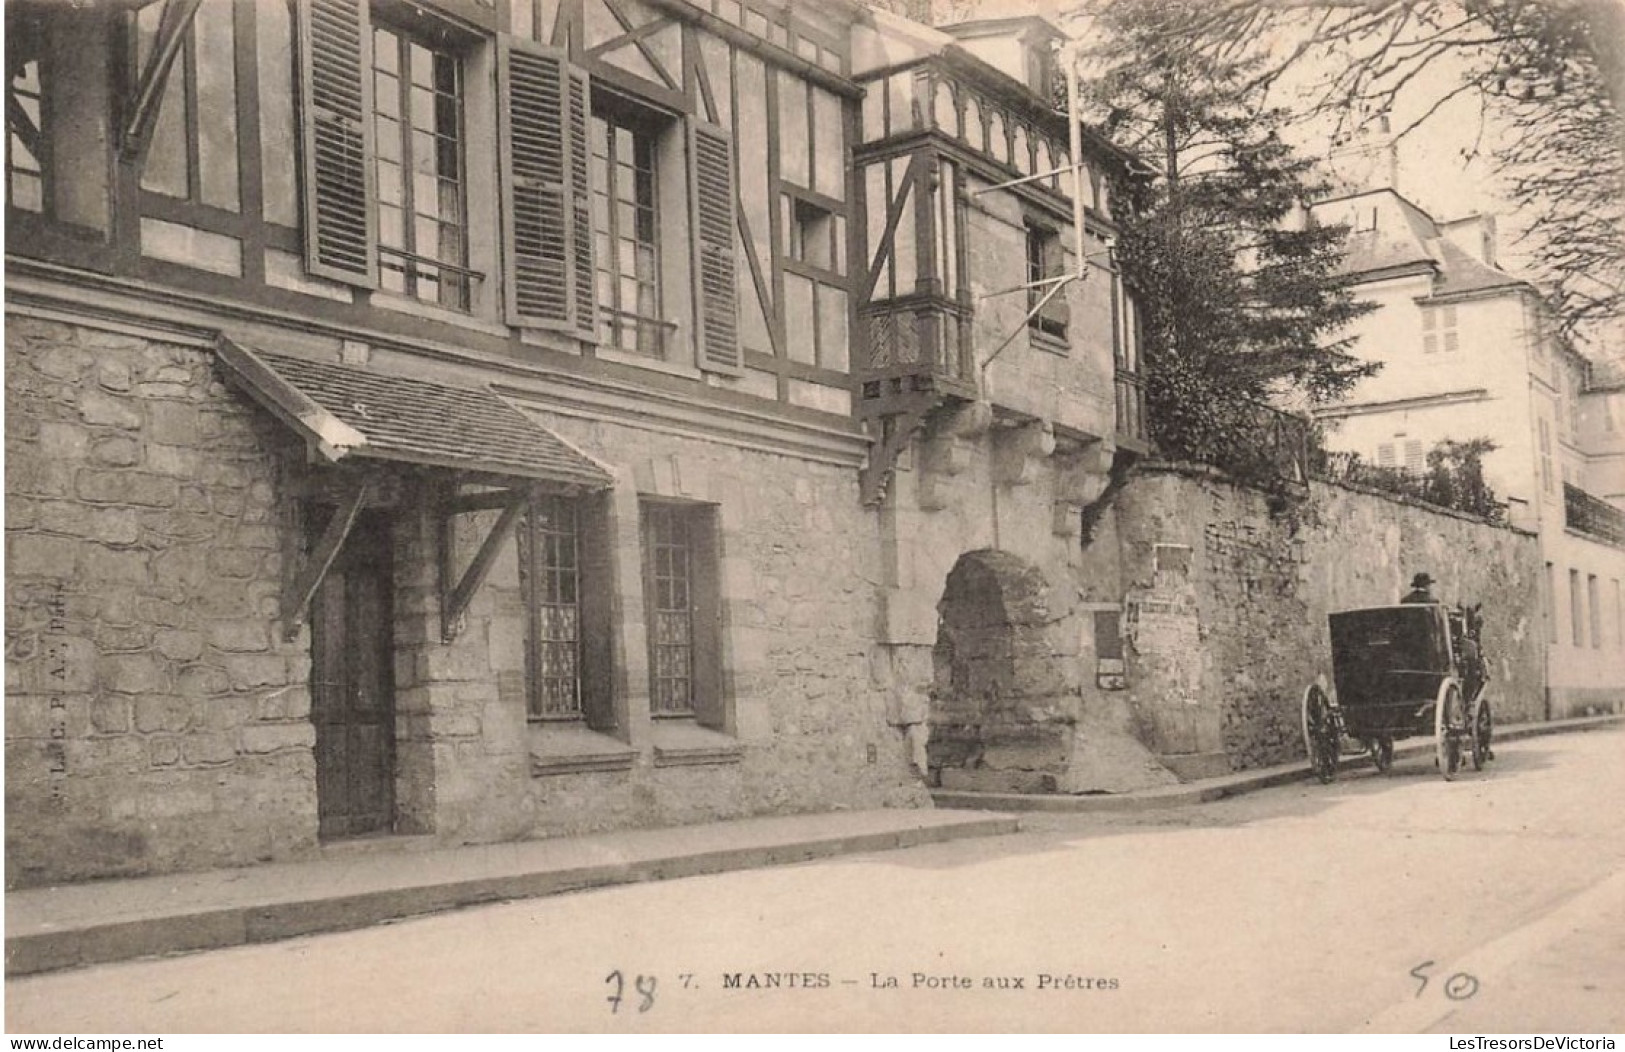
left=215, top=336, right=614, bottom=490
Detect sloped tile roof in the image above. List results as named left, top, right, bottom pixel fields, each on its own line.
left=1336, top=228, right=1437, bottom=278
left=1317, top=189, right=1530, bottom=299
left=225, top=344, right=614, bottom=489
left=1428, top=238, right=1526, bottom=298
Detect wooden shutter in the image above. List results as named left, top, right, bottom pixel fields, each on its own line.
left=296, top=0, right=377, bottom=287
left=689, top=120, right=740, bottom=372
left=499, top=38, right=593, bottom=333
left=566, top=68, right=596, bottom=339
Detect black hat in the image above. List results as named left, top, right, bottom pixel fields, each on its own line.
left=1411, top=572, right=1435, bottom=588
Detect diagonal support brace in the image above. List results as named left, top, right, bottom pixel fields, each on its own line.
left=860, top=399, right=938, bottom=507
left=281, top=476, right=371, bottom=641
left=119, top=0, right=204, bottom=165
left=440, top=488, right=528, bottom=642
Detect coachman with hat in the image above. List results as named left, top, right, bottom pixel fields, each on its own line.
left=1401, top=572, right=1437, bottom=604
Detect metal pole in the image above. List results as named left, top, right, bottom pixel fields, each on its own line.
left=1064, top=43, right=1088, bottom=283
left=980, top=275, right=1074, bottom=373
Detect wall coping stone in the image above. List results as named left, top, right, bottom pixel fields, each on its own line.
left=1138, top=459, right=1538, bottom=537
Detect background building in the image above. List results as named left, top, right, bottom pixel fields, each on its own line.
left=1311, top=187, right=1625, bottom=717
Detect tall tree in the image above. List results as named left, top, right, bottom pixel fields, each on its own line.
left=1094, top=0, right=1624, bottom=352
left=1078, top=0, right=1378, bottom=471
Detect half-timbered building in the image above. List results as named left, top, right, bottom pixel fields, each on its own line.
left=5, top=0, right=1151, bottom=886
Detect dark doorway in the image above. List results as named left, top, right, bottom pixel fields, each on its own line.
left=310, top=510, right=396, bottom=840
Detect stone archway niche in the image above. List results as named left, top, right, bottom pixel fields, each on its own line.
left=928, top=549, right=1078, bottom=792
left=927, top=548, right=1181, bottom=794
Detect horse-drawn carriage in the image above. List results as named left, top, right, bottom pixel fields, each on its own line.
left=1302, top=602, right=1493, bottom=782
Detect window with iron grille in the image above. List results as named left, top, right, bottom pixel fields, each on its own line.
left=520, top=495, right=582, bottom=719
left=372, top=21, right=469, bottom=310
left=590, top=98, right=665, bottom=357
left=644, top=503, right=694, bottom=716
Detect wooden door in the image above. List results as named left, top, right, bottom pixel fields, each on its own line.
left=311, top=511, right=396, bottom=840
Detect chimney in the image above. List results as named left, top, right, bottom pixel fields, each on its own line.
left=939, top=16, right=1065, bottom=98
left=1441, top=214, right=1498, bottom=267
left=1328, top=114, right=1399, bottom=195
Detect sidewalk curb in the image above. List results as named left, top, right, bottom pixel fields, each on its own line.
left=930, top=714, right=1624, bottom=814
left=5, top=813, right=1018, bottom=978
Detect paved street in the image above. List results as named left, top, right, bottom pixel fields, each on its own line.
left=7, top=728, right=1622, bottom=1034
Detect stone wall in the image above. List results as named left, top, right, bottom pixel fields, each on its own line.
left=375, top=407, right=934, bottom=846
left=1112, top=464, right=1546, bottom=772
left=5, top=314, right=929, bottom=887
left=3, top=312, right=1552, bottom=887
left=517, top=407, right=933, bottom=834
left=5, top=319, right=315, bottom=886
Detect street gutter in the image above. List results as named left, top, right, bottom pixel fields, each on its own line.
left=930, top=713, right=1624, bottom=814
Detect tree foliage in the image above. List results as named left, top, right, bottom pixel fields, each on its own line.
left=1072, top=0, right=1625, bottom=350
left=1318, top=437, right=1507, bottom=522
left=1077, top=0, right=1378, bottom=472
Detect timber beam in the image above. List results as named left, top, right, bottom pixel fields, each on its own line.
left=119, top=0, right=203, bottom=165
left=440, top=485, right=530, bottom=642
left=280, top=476, right=371, bottom=641
left=859, top=396, right=939, bottom=507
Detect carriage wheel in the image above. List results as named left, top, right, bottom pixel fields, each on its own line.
left=1434, top=681, right=1465, bottom=782
left=1302, top=683, right=1339, bottom=784
left=1372, top=736, right=1394, bottom=774
left=1471, top=697, right=1493, bottom=771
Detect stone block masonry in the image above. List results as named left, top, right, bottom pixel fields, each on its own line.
left=440, top=407, right=934, bottom=843
left=6, top=319, right=317, bottom=887
left=5, top=314, right=930, bottom=887
left=3, top=311, right=1549, bottom=884
left=1113, top=465, right=1545, bottom=771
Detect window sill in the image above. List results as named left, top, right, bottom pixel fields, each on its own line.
left=651, top=719, right=743, bottom=768
left=371, top=290, right=507, bottom=336
left=530, top=722, right=636, bottom=777
left=1028, top=327, right=1070, bottom=356
left=595, top=343, right=702, bottom=381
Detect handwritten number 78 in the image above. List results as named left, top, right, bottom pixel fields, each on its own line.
left=606, top=970, right=657, bottom=1013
